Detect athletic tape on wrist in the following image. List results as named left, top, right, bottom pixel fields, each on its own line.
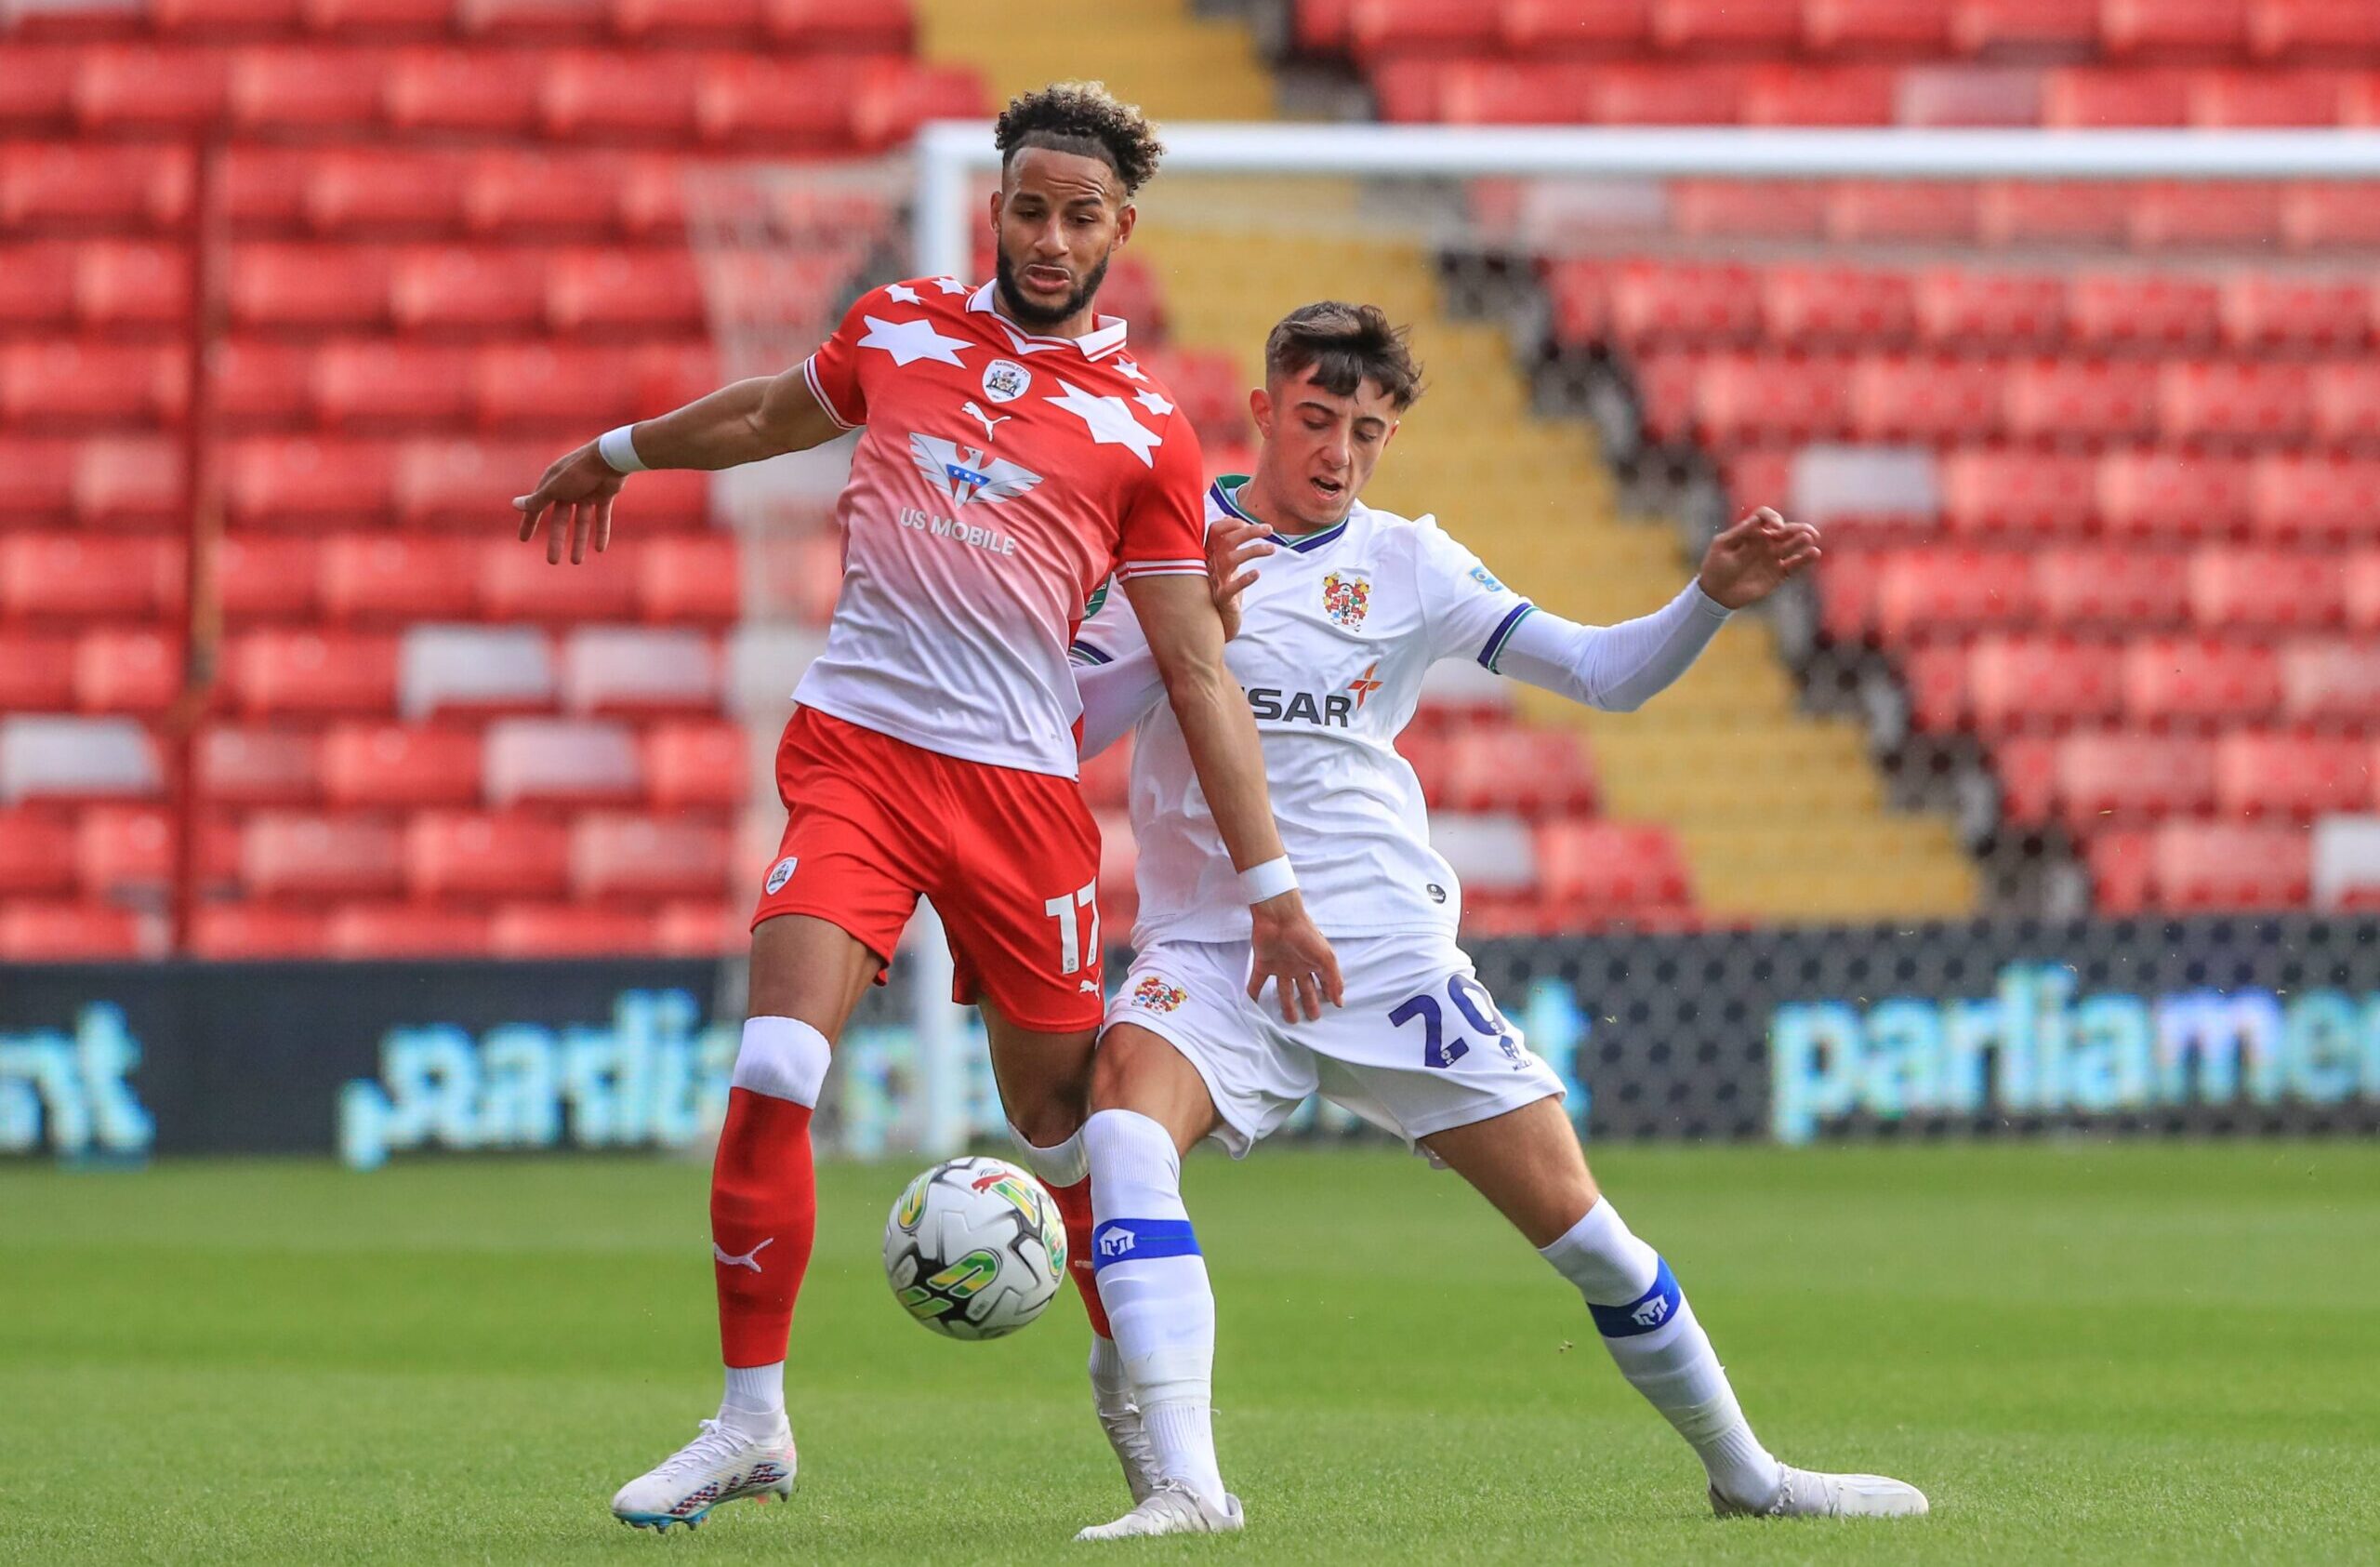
left=1238, top=857, right=1298, bottom=904
left=597, top=423, right=647, bottom=473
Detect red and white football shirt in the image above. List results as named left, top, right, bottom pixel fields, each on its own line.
left=792, top=277, right=1209, bottom=778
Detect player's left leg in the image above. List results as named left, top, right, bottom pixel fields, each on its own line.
left=1422, top=1098, right=1927, bottom=1520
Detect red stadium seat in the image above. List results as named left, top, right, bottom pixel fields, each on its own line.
left=2351, top=555, right=2380, bottom=630
left=656, top=899, right=740, bottom=956
left=1977, top=180, right=2134, bottom=247
left=2082, top=827, right=2158, bottom=913
left=2127, top=182, right=2286, bottom=248
left=303, top=150, right=473, bottom=235
left=1850, top=356, right=2005, bottom=443
left=302, top=0, right=455, bottom=33
left=1967, top=635, right=2125, bottom=730
left=2067, top=272, right=2220, bottom=347
left=694, top=58, right=865, bottom=146
left=2190, top=67, right=2349, bottom=126
left=197, top=726, right=321, bottom=806
left=1912, top=268, right=2066, bottom=348
left=570, top=813, right=731, bottom=898
left=2218, top=272, right=2369, bottom=348
left=472, top=341, right=638, bottom=429
left=2101, top=0, right=2251, bottom=55
left=229, top=244, right=390, bottom=327
left=481, top=540, right=640, bottom=621
left=1608, top=260, right=1765, bottom=345
left=226, top=45, right=390, bottom=131
left=1939, top=449, right=2098, bottom=538
left=1501, top=0, right=1656, bottom=52
left=462, top=149, right=635, bottom=239
left=73, top=240, right=190, bottom=327
left=1347, top=0, right=1503, bottom=57
left=0, top=631, right=75, bottom=710
left=1805, top=0, right=1955, bottom=51
left=1669, top=179, right=1829, bottom=239
left=0, top=242, right=80, bottom=324
left=537, top=51, right=702, bottom=142
left=320, top=724, right=483, bottom=806
left=1875, top=549, right=2035, bottom=640
left=75, top=803, right=173, bottom=902
left=2158, top=361, right=2312, bottom=444
left=2097, top=450, right=2254, bottom=539
left=2252, top=0, right=2380, bottom=58
left=229, top=630, right=399, bottom=715
left=2280, top=181, right=2380, bottom=248
left=1991, top=733, right=2058, bottom=822
left=388, top=245, right=549, bottom=330
left=1584, top=64, right=1741, bottom=126
left=1436, top=728, right=1595, bottom=817
left=848, top=63, right=988, bottom=153
left=243, top=812, right=404, bottom=899
left=2122, top=636, right=2282, bottom=723
left=1742, top=65, right=1896, bottom=126
left=225, top=438, right=397, bottom=527
left=642, top=720, right=745, bottom=808
left=319, top=536, right=483, bottom=622
left=1761, top=264, right=1916, bottom=346
left=391, top=438, right=553, bottom=530
left=489, top=902, right=660, bottom=956
left=0, top=436, right=76, bottom=525
left=0, top=535, right=179, bottom=620
left=382, top=48, right=543, bottom=135
left=190, top=900, right=326, bottom=959
left=1951, top=0, right=2098, bottom=52
left=2153, top=820, right=2311, bottom=910
left=2215, top=732, right=2370, bottom=817
left=640, top=535, right=741, bottom=623
left=313, top=340, right=478, bottom=430
left=0, top=340, right=187, bottom=429
left=545, top=247, right=705, bottom=333
left=455, top=0, right=610, bottom=42
left=0, top=46, right=80, bottom=126
left=760, top=0, right=913, bottom=50
left=0, top=901, right=144, bottom=961
left=326, top=902, right=491, bottom=957
left=2280, top=639, right=2380, bottom=723
left=0, top=808, right=78, bottom=896
left=2310, top=364, right=2380, bottom=444
left=1696, top=353, right=1854, bottom=444
left=73, top=436, right=182, bottom=531
left=2003, top=360, right=2159, bottom=442
left=2056, top=731, right=2218, bottom=827
left=71, top=46, right=231, bottom=132
left=0, top=142, right=193, bottom=232
left=215, top=339, right=314, bottom=428
left=2188, top=549, right=2347, bottom=631
left=1535, top=821, right=1693, bottom=908
left=1824, top=181, right=1980, bottom=244
left=73, top=627, right=180, bottom=712
left=612, top=0, right=762, bottom=42
left=2044, top=68, right=2191, bottom=127
left=2033, top=547, right=2190, bottom=629
left=1651, top=0, right=1800, bottom=48
left=404, top=811, right=572, bottom=900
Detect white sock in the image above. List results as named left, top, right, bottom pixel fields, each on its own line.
left=719, top=1361, right=785, bottom=1436
left=1088, top=1328, right=1132, bottom=1414
left=1082, top=1108, right=1223, bottom=1506
left=1540, top=1198, right=1782, bottom=1507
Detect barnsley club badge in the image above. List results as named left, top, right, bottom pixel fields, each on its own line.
left=981, top=359, right=1031, bottom=404
left=1322, top=570, right=1372, bottom=630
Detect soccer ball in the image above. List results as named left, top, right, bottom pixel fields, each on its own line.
left=883, top=1156, right=1068, bottom=1340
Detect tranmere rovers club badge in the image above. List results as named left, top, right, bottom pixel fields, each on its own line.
left=1130, top=976, right=1187, bottom=1014
left=1322, top=570, right=1371, bottom=630
left=982, top=359, right=1031, bottom=404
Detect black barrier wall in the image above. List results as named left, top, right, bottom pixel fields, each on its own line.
left=4, top=915, right=2376, bottom=1162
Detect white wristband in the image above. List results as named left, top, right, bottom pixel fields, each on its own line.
left=1238, top=857, right=1298, bottom=904
left=597, top=423, right=647, bottom=473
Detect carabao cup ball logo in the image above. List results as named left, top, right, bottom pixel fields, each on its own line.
left=1130, top=976, right=1187, bottom=1014
left=1322, top=570, right=1371, bottom=629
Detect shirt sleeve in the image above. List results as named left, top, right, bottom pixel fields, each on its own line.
left=1113, top=414, right=1210, bottom=583
left=798, top=286, right=880, bottom=431
left=1070, top=578, right=1166, bottom=757
left=1414, top=518, right=1538, bottom=668
left=1493, top=582, right=1731, bottom=711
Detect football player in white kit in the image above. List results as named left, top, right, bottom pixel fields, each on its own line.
left=1062, top=303, right=1929, bottom=1539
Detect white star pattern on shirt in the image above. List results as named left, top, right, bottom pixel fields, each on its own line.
left=1114, top=357, right=1148, bottom=383
left=855, top=314, right=971, bottom=368
left=932, top=277, right=971, bottom=294
left=1047, top=378, right=1164, bottom=467
left=1132, top=389, right=1175, bottom=418
left=884, top=283, right=920, bottom=303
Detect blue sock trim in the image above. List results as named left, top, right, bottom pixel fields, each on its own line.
left=1589, top=1257, right=1682, bottom=1338
left=1091, top=1217, right=1200, bottom=1271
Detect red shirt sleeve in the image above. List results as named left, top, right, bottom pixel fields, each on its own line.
left=800, top=287, right=878, bottom=430
left=1113, top=414, right=1209, bottom=582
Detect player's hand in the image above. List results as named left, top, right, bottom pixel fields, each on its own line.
left=1247, top=889, right=1344, bottom=1024
left=513, top=441, right=628, bottom=565
left=1696, top=506, right=1820, bottom=610
left=1205, top=517, right=1275, bottom=643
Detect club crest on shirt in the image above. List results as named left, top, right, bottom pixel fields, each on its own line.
left=1322, top=570, right=1372, bottom=630
left=981, top=359, right=1031, bottom=404
left=764, top=857, right=798, bottom=895
left=1130, top=976, right=1187, bottom=1014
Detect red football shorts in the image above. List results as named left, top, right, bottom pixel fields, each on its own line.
left=751, top=706, right=1106, bottom=1032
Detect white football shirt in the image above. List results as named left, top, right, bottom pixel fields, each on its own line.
left=1071, top=479, right=1537, bottom=945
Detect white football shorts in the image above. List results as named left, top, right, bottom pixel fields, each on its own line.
left=1103, top=933, right=1566, bottom=1158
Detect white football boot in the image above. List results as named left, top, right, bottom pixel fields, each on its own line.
left=1712, top=1465, right=1929, bottom=1520
left=1075, top=1481, right=1245, bottom=1541
left=610, top=1416, right=797, bottom=1533
left=1089, top=1355, right=1161, bottom=1504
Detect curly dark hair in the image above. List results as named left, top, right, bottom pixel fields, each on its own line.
left=994, top=81, right=1165, bottom=195
left=1264, top=301, right=1425, bottom=411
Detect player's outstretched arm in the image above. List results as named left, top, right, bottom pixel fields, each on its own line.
left=1123, top=571, right=1343, bottom=1023
left=1493, top=507, right=1820, bottom=712
left=512, top=364, right=846, bottom=565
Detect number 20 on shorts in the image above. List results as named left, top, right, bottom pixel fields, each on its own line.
left=1390, top=976, right=1514, bottom=1069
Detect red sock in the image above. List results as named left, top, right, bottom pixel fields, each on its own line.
left=1046, top=1176, right=1114, bottom=1339
left=710, top=1085, right=818, bottom=1367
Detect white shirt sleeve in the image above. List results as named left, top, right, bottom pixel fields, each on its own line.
left=1413, top=517, right=1540, bottom=669
left=1069, top=579, right=1166, bottom=758
left=1490, top=580, right=1732, bottom=711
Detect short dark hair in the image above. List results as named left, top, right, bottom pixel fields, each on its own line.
left=994, top=81, right=1165, bottom=196
left=1263, top=301, right=1424, bottom=412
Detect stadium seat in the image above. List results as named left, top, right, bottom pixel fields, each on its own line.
left=73, top=626, right=180, bottom=713
left=610, top=0, right=761, bottom=42
left=403, top=810, right=571, bottom=899
left=387, top=244, right=549, bottom=330
left=639, top=536, right=741, bottom=623
left=1912, top=267, right=2065, bottom=348
left=2214, top=732, right=2371, bottom=817
left=2043, top=68, right=2192, bottom=128
left=225, top=438, right=398, bottom=527
left=1742, top=65, right=1897, bottom=127
left=2082, top=827, right=2158, bottom=914
left=319, top=536, right=482, bottom=623
left=0, top=436, right=75, bottom=524
left=1976, top=179, right=2134, bottom=246
left=2157, top=361, right=2311, bottom=444
left=1805, top=0, right=1955, bottom=51
left=71, top=45, right=231, bottom=132
left=2127, top=182, right=2284, bottom=248
left=2188, top=68, right=2347, bottom=127
left=2067, top=272, right=2220, bottom=348
left=226, top=45, right=389, bottom=131
left=1762, top=264, right=1917, bottom=346
left=1424, top=813, right=1537, bottom=896
left=243, top=811, right=404, bottom=899
left=0, top=534, right=179, bottom=620
left=1967, top=635, right=2125, bottom=731
left=1651, top=0, right=1799, bottom=49
left=0, top=339, right=187, bottom=429
left=483, top=717, right=641, bottom=805
left=560, top=627, right=719, bottom=714
left=1535, top=819, right=1693, bottom=907
left=0, top=900, right=145, bottom=960
left=1825, top=181, right=1980, bottom=244
left=1600, top=261, right=1763, bottom=346
left=382, top=47, right=542, bottom=135
left=189, top=899, right=325, bottom=959
left=325, top=902, right=491, bottom=957
left=1990, top=732, right=2058, bottom=822
left=480, top=540, right=640, bottom=622
left=230, top=244, right=391, bottom=327
left=1345, top=0, right=1501, bottom=56
left=1850, top=355, right=2005, bottom=443
left=2346, top=554, right=2380, bottom=630
left=151, top=0, right=304, bottom=29
left=2253, top=0, right=2380, bottom=57
left=73, top=435, right=182, bottom=530
left=2003, top=359, right=2159, bottom=442
left=2311, top=814, right=2380, bottom=910
left=2056, top=730, right=2218, bottom=827
left=215, top=536, right=318, bottom=626
left=1938, top=449, right=2098, bottom=538
left=2152, top=820, right=2311, bottom=910
left=229, top=629, right=400, bottom=715
left=2280, top=181, right=2380, bottom=248
left=1669, top=179, right=1830, bottom=240
left=1695, top=353, right=1853, bottom=444
left=74, top=803, right=172, bottom=901
left=1875, top=548, right=2035, bottom=639
left=471, top=341, right=638, bottom=429
left=693, top=58, right=866, bottom=146
left=320, top=723, right=483, bottom=806
left=655, top=898, right=740, bottom=955
left=215, top=339, right=315, bottom=428
left=1951, top=0, right=2099, bottom=52
left=847, top=63, right=988, bottom=153
left=0, top=631, right=75, bottom=711
left=0, top=806, right=78, bottom=895
left=0, top=142, right=193, bottom=231
left=544, top=246, right=704, bottom=333
left=2310, top=364, right=2380, bottom=444
left=641, top=719, right=745, bottom=808
left=304, top=150, right=476, bottom=234
left=2122, top=636, right=2282, bottom=723
left=2218, top=272, right=2368, bottom=347
left=2249, top=454, right=2380, bottom=542
left=197, top=726, right=321, bottom=806
left=726, top=624, right=826, bottom=715
left=2102, top=0, right=2251, bottom=56
left=488, top=901, right=660, bottom=956
left=1435, top=728, right=1595, bottom=817
left=2280, top=639, right=2380, bottom=723
left=760, top=0, right=913, bottom=50
left=2033, top=547, right=2190, bottom=629
left=313, top=341, right=477, bottom=429
left=390, top=438, right=552, bottom=530
left=2097, top=450, right=2253, bottom=539
left=71, top=239, right=190, bottom=326
left=569, top=812, right=730, bottom=898
left=2188, top=549, right=2346, bottom=630
left=397, top=625, right=555, bottom=716
left=536, top=50, right=701, bottom=141
left=460, top=149, right=625, bottom=239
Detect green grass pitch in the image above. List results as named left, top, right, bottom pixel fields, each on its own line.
left=3, top=1141, right=2375, bottom=1565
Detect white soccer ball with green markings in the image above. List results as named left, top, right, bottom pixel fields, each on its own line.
left=883, top=1156, right=1068, bottom=1340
